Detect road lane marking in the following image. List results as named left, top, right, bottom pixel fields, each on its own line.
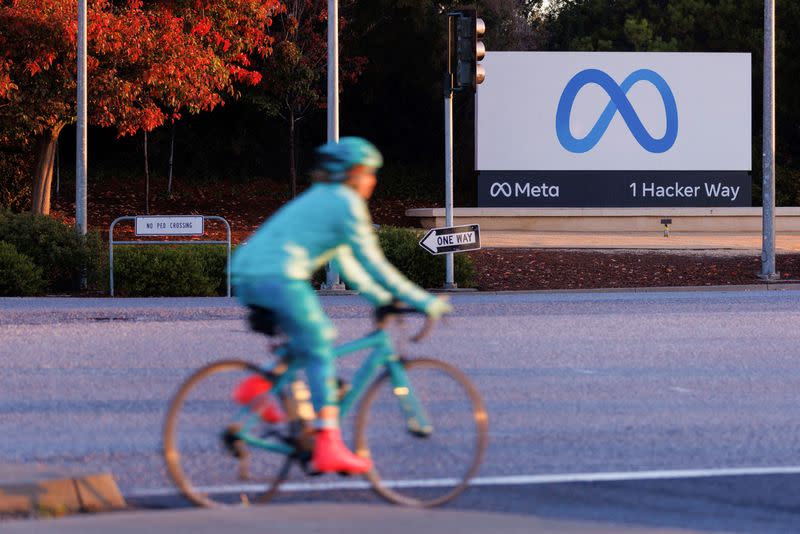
left=128, top=465, right=800, bottom=498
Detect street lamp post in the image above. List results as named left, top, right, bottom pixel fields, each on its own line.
left=760, top=0, right=778, bottom=280
left=76, top=0, right=87, bottom=236
left=327, top=0, right=338, bottom=144
left=324, top=0, right=346, bottom=290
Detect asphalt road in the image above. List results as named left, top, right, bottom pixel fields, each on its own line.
left=3, top=289, right=800, bottom=532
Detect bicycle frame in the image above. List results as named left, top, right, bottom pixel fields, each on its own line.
left=236, top=327, right=432, bottom=456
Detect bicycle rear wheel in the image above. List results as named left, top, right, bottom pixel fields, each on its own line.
left=163, top=360, right=293, bottom=507
left=354, top=358, right=488, bottom=507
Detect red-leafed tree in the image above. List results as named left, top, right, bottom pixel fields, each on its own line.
left=249, top=0, right=366, bottom=196
left=0, top=0, right=280, bottom=215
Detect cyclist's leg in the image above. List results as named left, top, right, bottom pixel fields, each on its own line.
left=231, top=280, right=295, bottom=423
left=238, top=278, right=338, bottom=409
left=237, top=278, right=370, bottom=473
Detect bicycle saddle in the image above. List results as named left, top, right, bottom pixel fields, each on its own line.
left=247, top=306, right=281, bottom=336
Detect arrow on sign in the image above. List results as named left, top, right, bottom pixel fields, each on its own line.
left=419, top=224, right=481, bottom=255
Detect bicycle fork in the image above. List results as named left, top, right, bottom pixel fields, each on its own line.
left=387, top=360, right=433, bottom=437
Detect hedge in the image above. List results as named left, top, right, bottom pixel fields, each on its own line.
left=310, top=227, right=475, bottom=290
left=0, top=211, right=104, bottom=292
left=112, top=245, right=227, bottom=297
left=0, top=214, right=473, bottom=296
left=377, top=226, right=475, bottom=288
left=0, top=241, right=45, bottom=296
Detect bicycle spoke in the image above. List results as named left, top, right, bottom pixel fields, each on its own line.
left=163, top=360, right=294, bottom=507
left=355, top=358, right=488, bottom=507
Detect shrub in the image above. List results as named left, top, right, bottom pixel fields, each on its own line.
left=112, top=245, right=227, bottom=297
left=0, top=241, right=45, bottom=296
left=0, top=211, right=104, bottom=292
left=377, top=226, right=475, bottom=289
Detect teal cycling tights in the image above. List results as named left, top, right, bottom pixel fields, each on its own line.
left=236, top=279, right=339, bottom=411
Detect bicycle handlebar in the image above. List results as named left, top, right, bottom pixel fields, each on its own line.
left=374, top=303, right=437, bottom=343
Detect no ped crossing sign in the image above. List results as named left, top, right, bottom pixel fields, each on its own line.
left=419, top=224, right=481, bottom=255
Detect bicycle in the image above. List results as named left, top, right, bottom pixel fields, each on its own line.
left=163, top=303, right=488, bottom=508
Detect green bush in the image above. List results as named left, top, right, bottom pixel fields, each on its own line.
left=377, top=226, right=475, bottom=289
left=113, top=245, right=227, bottom=297
left=0, top=211, right=104, bottom=292
left=0, top=241, right=45, bottom=296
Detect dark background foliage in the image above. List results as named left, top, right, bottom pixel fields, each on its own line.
left=3, top=0, right=799, bottom=210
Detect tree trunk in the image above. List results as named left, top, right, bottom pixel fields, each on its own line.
left=55, top=138, right=60, bottom=200
left=289, top=110, right=297, bottom=198
left=167, top=122, right=175, bottom=196
left=144, top=130, right=150, bottom=214
left=30, top=124, right=64, bottom=215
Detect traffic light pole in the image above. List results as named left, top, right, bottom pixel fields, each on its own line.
left=444, top=86, right=456, bottom=289
left=441, top=9, right=484, bottom=290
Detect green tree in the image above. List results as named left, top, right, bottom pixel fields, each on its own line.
left=0, top=0, right=279, bottom=215
left=248, top=0, right=366, bottom=197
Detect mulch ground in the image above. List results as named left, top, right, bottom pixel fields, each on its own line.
left=51, top=176, right=800, bottom=291
left=469, top=249, right=798, bottom=291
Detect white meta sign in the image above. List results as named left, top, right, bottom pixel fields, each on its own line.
left=419, top=224, right=481, bottom=255
left=135, top=215, right=204, bottom=236
left=476, top=52, right=751, bottom=171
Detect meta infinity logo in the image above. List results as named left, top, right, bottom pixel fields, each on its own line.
left=556, top=68, right=678, bottom=154
left=490, top=182, right=512, bottom=197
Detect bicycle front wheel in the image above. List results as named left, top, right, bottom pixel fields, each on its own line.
left=354, top=358, right=488, bottom=507
left=163, top=360, right=293, bottom=508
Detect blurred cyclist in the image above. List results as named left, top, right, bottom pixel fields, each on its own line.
left=230, top=137, right=452, bottom=474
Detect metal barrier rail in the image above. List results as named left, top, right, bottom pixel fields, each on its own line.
left=108, top=216, right=231, bottom=297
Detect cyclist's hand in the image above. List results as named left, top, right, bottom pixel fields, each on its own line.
left=425, top=296, right=453, bottom=320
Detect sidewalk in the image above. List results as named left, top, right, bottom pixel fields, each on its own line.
left=481, top=231, right=800, bottom=252
left=1, top=503, right=704, bottom=534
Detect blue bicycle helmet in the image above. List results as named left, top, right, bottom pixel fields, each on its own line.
left=315, top=137, right=383, bottom=181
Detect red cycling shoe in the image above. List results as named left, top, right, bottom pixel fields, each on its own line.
left=232, top=375, right=284, bottom=424
left=311, top=428, right=372, bottom=474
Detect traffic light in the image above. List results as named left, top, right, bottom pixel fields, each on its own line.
left=448, top=9, right=486, bottom=92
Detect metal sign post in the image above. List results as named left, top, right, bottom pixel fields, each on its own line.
left=760, top=0, right=779, bottom=280
left=109, top=215, right=232, bottom=297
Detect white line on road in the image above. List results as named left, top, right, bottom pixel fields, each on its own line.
left=128, top=465, right=800, bottom=498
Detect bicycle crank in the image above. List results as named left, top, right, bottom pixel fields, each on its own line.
left=221, top=424, right=251, bottom=480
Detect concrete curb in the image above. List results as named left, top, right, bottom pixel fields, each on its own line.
left=474, top=282, right=800, bottom=296
left=0, top=465, right=125, bottom=516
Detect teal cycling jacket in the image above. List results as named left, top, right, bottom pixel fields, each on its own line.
left=231, top=182, right=435, bottom=311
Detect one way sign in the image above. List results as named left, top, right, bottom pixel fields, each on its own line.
left=419, top=224, right=481, bottom=255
